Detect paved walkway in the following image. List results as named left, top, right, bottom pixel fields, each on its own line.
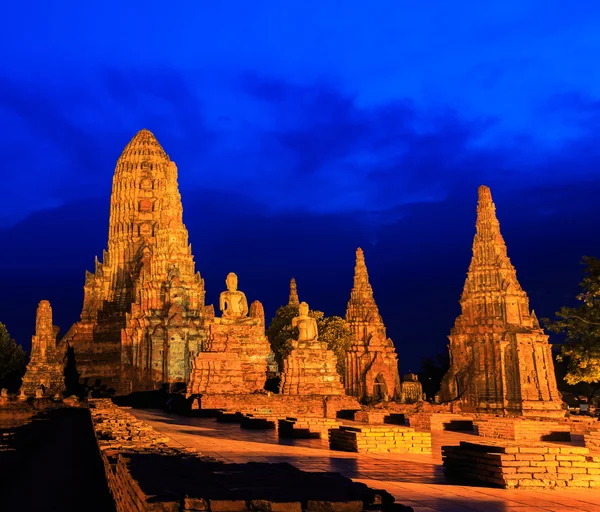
left=130, top=409, right=600, bottom=512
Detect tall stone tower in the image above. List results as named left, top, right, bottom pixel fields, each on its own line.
left=345, top=248, right=401, bottom=401
left=440, top=185, right=563, bottom=416
left=62, top=129, right=210, bottom=393
left=21, top=300, right=65, bottom=397
left=288, top=278, right=300, bottom=307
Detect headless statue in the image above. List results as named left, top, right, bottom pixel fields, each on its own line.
left=219, top=272, right=249, bottom=319
left=292, top=301, right=318, bottom=342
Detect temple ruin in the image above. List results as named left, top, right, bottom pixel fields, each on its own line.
left=20, top=300, right=65, bottom=397
left=279, top=301, right=345, bottom=395
left=344, top=248, right=401, bottom=402
left=439, top=185, right=563, bottom=416
left=186, top=273, right=271, bottom=396
left=60, top=129, right=211, bottom=393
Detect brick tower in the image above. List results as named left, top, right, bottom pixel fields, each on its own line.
left=21, top=300, right=65, bottom=397
left=439, top=185, right=563, bottom=416
left=345, top=248, right=401, bottom=401
left=61, top=129, right=210, bottom=393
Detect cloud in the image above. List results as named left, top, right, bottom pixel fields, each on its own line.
left=0, top=68, right=216, bottom=226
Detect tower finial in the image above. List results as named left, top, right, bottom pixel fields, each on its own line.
left=288, top=278, right=299, bottom=306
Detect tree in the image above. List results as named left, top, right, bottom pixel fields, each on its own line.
left=266, top=305, right=353, bottom=377
left=543, top=256, right=600, bottom=394
left=0, top=322, right=27, bottom=392
left=418, top=352, right=450, bottom=401
left=316, top=315, right=354, bottom=376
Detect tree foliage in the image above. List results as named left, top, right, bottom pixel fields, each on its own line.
left=418, top=351, right=450, bottom=400
left=316, top=315, right=354, bottom=376
left=0, top=322, right=27, bottom=392
left=266, top=305, right=353, bottom=376
left=543, top=256, right=600, bottom=387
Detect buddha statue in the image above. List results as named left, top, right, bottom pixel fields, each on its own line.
left=219, top=272, right=249, bottom=320
left=292, top=301, right=319, bottom=342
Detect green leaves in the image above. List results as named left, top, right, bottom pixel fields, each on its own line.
left=266, top=305, right=353, bottom=376
left=0, top=322, right=27, bottom=391
left=543, top=256, right=600, bottom=386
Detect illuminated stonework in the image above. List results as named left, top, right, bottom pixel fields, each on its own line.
left=439, top=185, right=563, bottom=416
left=279, top=302, right=345, bottom=395
left=61, top=129, right=210, bottom=393
left=21, top=300, right=65, bottom=397
left=187, top=274, right=271, bottom=395
left=344, top=248, right=401, bottom=401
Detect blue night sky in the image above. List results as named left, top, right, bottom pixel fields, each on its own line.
left=1, top=1, right=600, bottom=373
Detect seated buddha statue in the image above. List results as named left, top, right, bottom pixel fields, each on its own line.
left=219, top=272, right=250, bottom=323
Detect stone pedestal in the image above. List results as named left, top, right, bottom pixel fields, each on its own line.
left=279, top=339, right=345, bottom=396
left=187, top=318, right=270, bottom=396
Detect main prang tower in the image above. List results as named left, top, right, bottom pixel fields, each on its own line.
left=62, top=129, right=211, bottom=393
left=439, top=185, right=562, bottom=416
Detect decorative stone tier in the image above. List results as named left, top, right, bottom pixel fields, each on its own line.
left=329, top=425, right=432, bottom=454
left=278, top=417, right=341, bottom=438
left=88, top=400, right=406, bottom=511
left=475, top=418, right=571, bottom=441
left=187, top=321, right=270, bottom=396
left=279, top=340, right=345, bottom=396
left=195, top=393, right=360, bottom=419
left=443, top=440, right=600, bottom=489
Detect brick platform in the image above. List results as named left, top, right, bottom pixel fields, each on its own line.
left=353, top=411, right=388, bottom=424
left=406, top=412, right=473, bottom=431
left=89, top=400, right=408, bottom=511
left=329, top=425, right=431, bottom=454
left=443, top=440, right=600, bottom=489
left=475, top=418, right=571, bottom=441
left=584, top=430, right=600, bottom=452
left=278, top=417, right=341, bottom=438
left=197, top=393, right=360, bottom=419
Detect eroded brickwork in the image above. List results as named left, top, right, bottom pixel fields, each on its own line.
left=61, top=130, right=210, bottom=393
left=345, top=248, right=402, bottom=402
left=20, top=301, right=64, bottom=397
left=440, top=186, right=563, bottom=417
left=443, top=440, right=600, bottom=488
left=187, top=274, right=271, bottom=395
left=279, top=302, right=345, bottom=396
left=330, top=425, right=431, bottom=454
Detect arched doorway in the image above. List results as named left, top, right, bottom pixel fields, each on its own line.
left=373, top=373, right=388, bottom=401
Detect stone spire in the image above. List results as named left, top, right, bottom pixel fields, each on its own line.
left=62, top=129, right=210, bottom=393
left=345, top=248, right=383, bottom=328
left=454, top=185, right=530, bottom=331
left=440, top=185, right=562, bottom=416
left=20, top=300, right=64, bottom=397
left=288, top=278, right=299, bottom=306
left=344, top=248, right=401, bottom=401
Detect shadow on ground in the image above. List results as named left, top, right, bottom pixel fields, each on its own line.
left=0, top=408, right=115, bottom=511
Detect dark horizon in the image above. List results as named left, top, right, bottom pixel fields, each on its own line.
left=2, top=2, right=600, bottom=373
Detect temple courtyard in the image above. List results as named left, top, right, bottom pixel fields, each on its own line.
left=129, top=408, right=600, bottom=512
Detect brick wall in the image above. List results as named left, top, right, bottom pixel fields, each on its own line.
left=329, top=425, right=431, bottom=454
left=88, top=399, right=405, bottom=511
left=443, top=440, right=600, bottom=489
left=584, top=430, right=600, bottom=452
left=475, top=418, right=571, bottom=441
left=197, top=393, right=360, bottom=419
